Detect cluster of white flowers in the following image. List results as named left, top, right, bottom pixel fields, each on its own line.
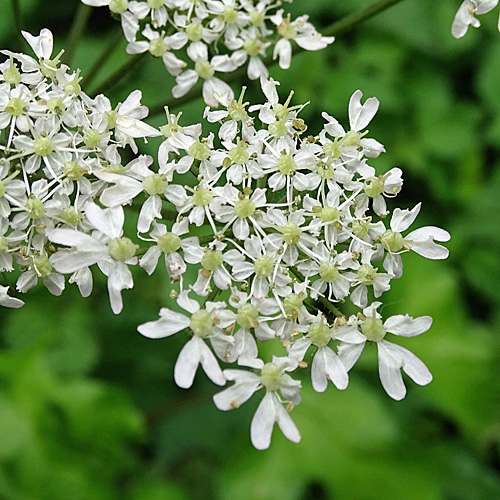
left=0, top=29, right=160, bottom=311
left=452, top=0, right=500, bottom=38
left=81, top=0, right=334, bottom=106
left=0, top=28, right=451, bottom=450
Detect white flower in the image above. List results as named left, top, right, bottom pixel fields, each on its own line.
left=213, top=356, right=301, bottom=450
left=48, top=202, right=138, bottom=314
left=137, top=290, right=231, bottom=388
left=0, top=285, right=24, bottom=308
left=451, top=0, right=499, bottom=38
left=337, top=302, right=433, bottom=400
left=381, top=202, right=451, bottom=278
left=288, top=314, right=349, bottom=392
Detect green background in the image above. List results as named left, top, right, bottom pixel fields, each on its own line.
left=1, top=0, right=500, bottom=498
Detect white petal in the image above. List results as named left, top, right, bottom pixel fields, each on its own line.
left=137, top=309, right=190, bottom=338
left=384, top=315, right=433, bottom=337
left=174, top=337, right=202, bottom=389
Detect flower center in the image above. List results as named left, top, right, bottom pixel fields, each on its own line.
left=157, top=232, right=181, bottom=254
left=149, top=37, right=167, bottom=57
left=236, top=303, right=259, bottom=330
left=190, top=309, right=213, bottom=338
left=5, top=97, right=25, bottom=116
left=107, top=237, right=137, bottom=261
left=188, top=139, right=211, bottom=161
left=254, top=255, right=274, bottom=277
left=357, top=263, right=377, bottom=285
left=283, top=292, right=304, bottom=319
left=195, top=60, right=215, bottom=81
left=33, top=136, right=54, bottom=157
left=142, top=174, right=168, bottom=195
left=25, top=196, right=45, bottom=219
left=381, top=229, right=404, bottom=253
left=364, top=176, right=385, bottom=198
left=260, top=363, right=282, bottom=392
left=308, top=321, right=331, bottom=347
left=109, top=0, right=128, bottom=14
left=281, top=221, right=301, bottom=245
left=61, top=206, right=83, bottom=226
left=192, top=188, right=213, bottom=206
left=361, top=315, right=386, bottom=342
left=319, top=262, right=340, bottom=283
left=277, top=154, right=297, bottom=176
left=234, top=198, right=256, bottom=219
left=201, top=249, right=223, bottom=271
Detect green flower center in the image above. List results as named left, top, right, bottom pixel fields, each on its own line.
left=3, top=58, right=21, bottom=85
left=223, top=6, right=238, bottom=23
left=195, top=61, right=215, bottom=81
left=319, top=262, right=340, bottom=283
left=361, top=316, right=386, bottom=342
left=190, top=309, right=213, bottom=338
left=201, top=249, right=223, bottom=271
left=83, top=129, right=102, bottom=149
left=25, top=196, right=45, bottom=219
left=234, top=198, right=256, bottom=219
left=33, top=136, right=54, bottom=157
left=352, top=220, right=370, bottom=239
left=5, top=97, right=25, bottom=116
left=277, top=154, right=297, bottom=176
left=260, top=363, right=282, bottom=392
left=281, top=221, right=301, bottom=245
left=142, top=174, right=168, bottom=195
left=243, top=37, right=262, bottom=57
left=283, top=292, right=304, bottom=319
left=63, top=160, right=87, bottom=181
left=268, top=119, right=288, bottom=138
left=249, top=10, right=264, bottom=27
left=364, top=176, right=385, bottom=198
left=381, top=229, right=404, bottom=253
left=157, top=232, right=181, bottom=254
left=254, top=255, right=274, bottom=277
left=61, top=206, right=83, bottom=226
left=236, top=303, right=259, bottom=330
left=33, top=254, right=52, bottom=278
left=186, top=22, right=203, bottom=42
left=357, top=264, right=377, bottom=285
left=109, top=0, right=128, bottom=14
left=308, top=321, right=332, bottom=347
left=148, top=0, right=164, bottom=8
left=107, top=237, right=137, bottom=261
left=192, top=188, right=213, bottom=206
left=228, top=140, right=250, bottom=165
left=47, top=97, right=65, bottom=114
left=319, top=206, right=339, bottom=223
left=149, top=37, right=167, bottom=57
left=188, top=139, right=211, bottom=161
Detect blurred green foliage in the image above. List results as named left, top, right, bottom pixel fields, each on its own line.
left=1, top=0, right=500, bottom=498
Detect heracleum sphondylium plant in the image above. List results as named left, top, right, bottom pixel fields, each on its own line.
left=81, top=0, right=334, bottom=106
left=0, top=0, right=459, bottom=449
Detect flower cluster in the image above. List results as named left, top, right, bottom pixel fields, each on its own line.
left=0, top=29, right=160, bottom=311
left=81, top=0, right=334, bottom=106
left=452, top=0, right=500, bottom=38
left=0, top=29, right=450, bottom=450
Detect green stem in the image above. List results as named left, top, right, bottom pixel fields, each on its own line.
left=290, top=265, right=343, bottom=319
left=149, top=0, right=408, bottom=115
left=323, top=0, right=406, bottom=38
left=88, top=53, right=145, bottom=97
left=65, top=3, right=92, bottom=66
left=84, top=28, right=124, bottom=89
left=10, top=0, right=23, bottom=51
